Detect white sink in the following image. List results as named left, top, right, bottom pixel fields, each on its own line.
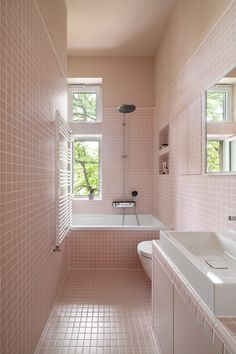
left=159, top=230, right=236, bottom=316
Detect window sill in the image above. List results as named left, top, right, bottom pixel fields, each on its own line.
left=69, top=121, right=102, bottom=124
left=72, top=197, right=102, bottom=201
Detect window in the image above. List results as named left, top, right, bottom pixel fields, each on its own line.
left=73, top=137, right=101, bottom=199
left=207, top=140, right=223, bottom=172
left=206, top=86, right=232, bottom=122
left=207, top=136, right=236, bottom=173
left=69, top=85, right=102, bottom=122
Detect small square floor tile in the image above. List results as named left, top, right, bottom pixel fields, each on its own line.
left=35, top=270, right=159, bottom=354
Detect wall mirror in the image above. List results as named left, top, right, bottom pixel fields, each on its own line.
left=205, top=67, right=236, bottom=174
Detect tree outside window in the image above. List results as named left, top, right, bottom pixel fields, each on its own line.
left=207, top=140, right=223, bottom=172
left=207, top=91, right=226, bottom=122
left=206, top=85, right=233, bottom=123
left=73, top=140, right=101, bottom=198
left=72, top=91, right=97, bottom=122
left=69, top=85, right=102, bottom=122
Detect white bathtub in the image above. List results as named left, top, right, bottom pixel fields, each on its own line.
left=71, top=214, right=170, bottom=231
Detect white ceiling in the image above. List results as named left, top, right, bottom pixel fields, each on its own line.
left=66, top=0, right=176, bottom=57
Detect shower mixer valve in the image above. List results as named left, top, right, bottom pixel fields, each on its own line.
left=131, top=191, right=138, bottom=197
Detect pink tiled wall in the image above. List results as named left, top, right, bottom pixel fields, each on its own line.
left=68, top=231, right=158, bottom=269
left=0, top=1, right=67, bottom=353
left=154, top=2, right=236, bottom=232
left=71, top=107, right=154, bottom=215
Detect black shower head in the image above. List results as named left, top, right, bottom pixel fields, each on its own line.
left=118, top=104, right=136, bottom=114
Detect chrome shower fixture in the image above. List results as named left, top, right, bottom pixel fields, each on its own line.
left=113, top=103, right=137, bottom=217
left=131, top=190, right=138, bottom=202
left=117, top=103, right=136, bottom=202
left=118, top=104, right=136, bottom=114
left=112, top=201, right=136, bottom=208
left=112, top=191, right=138, bottom=209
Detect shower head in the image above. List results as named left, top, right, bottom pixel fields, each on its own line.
left=118, top=104, right=136, bottom=114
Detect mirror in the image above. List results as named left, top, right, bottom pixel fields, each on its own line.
left=205, top=67, right=236, bottom=173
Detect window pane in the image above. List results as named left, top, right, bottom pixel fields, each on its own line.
left=73, top=140, right=100, bottom=197
left=72, top=91, right=97, bottom=122
left=207, top=140, right=221, bottom=172
left=206, top=91, right=226, bottom=122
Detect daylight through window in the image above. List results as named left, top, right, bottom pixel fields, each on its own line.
left=206, top=86, right=232, bottom=122
left=73, top=138, right=101, bottom=198
left=207, top=140, right=223, bottom=172
left=69, top=85, right=102, bottom=122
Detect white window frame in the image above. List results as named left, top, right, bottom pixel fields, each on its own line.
left=72, top=135, right=102, bottom=200
left=68, top=85, right=102, bottom=123
left=207, top=85, right=233, bottom=123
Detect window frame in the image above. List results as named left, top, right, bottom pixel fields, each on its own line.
left=206, top=85, right=233, bottom=123
left=206, top=135, right=236, bottom=173
left=72, top=135, right=102, bottom=200
left=68, top=85, right=102, bottom=123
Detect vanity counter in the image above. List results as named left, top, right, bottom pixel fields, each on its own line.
left=153, top=240, right=236, bottom=354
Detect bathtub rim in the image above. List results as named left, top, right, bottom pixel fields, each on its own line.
left=70, top=214, right=172, bottom=231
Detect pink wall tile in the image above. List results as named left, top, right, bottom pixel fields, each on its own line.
left=71, top=107, right=154, bottom=215
left=67, top=231, right=158, bottom=269
left=154, top=2, right=236, bottom=232
left=0, top=0, right=67, bottom=353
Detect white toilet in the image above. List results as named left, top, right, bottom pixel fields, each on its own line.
left=137, top=241, right=152, bottom=280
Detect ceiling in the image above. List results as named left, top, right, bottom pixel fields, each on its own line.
left=66, top=0, right=176, bottom=57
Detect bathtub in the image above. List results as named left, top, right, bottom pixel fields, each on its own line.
left=71, top=214, right=170, bottom=231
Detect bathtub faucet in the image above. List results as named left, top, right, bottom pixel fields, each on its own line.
left=112, top=191, right=138, bottom=209
left=112, top=201, right=136, bottom=208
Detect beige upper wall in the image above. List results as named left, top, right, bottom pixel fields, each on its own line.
left=68, top=57, right=155, bottom=106
left=35, top=0, right=67, bottom=74
left=155, top=0, right=232, bottom=102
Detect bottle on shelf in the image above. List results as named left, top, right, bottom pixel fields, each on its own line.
left=162, top=161, right=168, bottom=174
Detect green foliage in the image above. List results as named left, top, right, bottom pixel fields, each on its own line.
left=206, top=91, right=225, bottom=122
left=207, top=141, right=220, bottom=172
left=73, top=141, right=99, bottom=197
left=72, top=91, right=96, bottom=122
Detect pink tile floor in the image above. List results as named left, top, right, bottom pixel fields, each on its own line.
left=35, top=270, right=159, bottom=354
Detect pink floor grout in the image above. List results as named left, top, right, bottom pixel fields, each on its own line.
left=35, top=269, right=159, bottom=354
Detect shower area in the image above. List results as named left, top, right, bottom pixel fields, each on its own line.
left=71, top=104, right=154, bottom=217
left=112, top=104, right=140, bottom=225
left=68, top=103, right=160, bottom=269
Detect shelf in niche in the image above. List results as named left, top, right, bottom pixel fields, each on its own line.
left=158, top=124, right=169, bottom=175
left=159, top=152, right=169, bottom=175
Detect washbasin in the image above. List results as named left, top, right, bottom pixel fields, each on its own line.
left=159, top=230, right=236, bottom=316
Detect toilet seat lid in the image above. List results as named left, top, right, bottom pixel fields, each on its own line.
left=138, top=241, right=152, bottom=259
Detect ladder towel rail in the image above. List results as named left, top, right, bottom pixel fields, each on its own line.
left=54, top=110, right=72, bottom=250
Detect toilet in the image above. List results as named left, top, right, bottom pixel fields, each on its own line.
left=137, top=241, right=152, bottom=280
